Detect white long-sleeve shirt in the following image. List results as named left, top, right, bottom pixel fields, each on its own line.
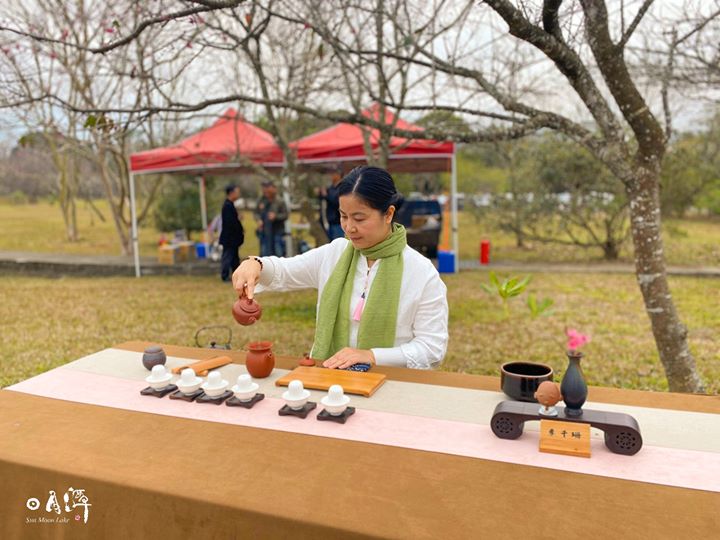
left=255, top=238, right=449, bottom=369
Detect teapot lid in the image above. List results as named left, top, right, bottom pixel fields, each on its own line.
left=236, top=297, right=261, bottom=314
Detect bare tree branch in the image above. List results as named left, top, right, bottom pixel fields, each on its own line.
left=542, top=0, right=564, bottom=40
left=579, top=0, right=665, bottom=158
left=617, top=0, right=655, bottom=50
left=0, top=1, right=247, bottom=55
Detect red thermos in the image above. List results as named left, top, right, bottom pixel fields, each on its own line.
left=480, top=240, right=490, bottom=265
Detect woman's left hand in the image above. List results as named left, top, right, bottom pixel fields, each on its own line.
left=322, top=348, right=375, bottom=370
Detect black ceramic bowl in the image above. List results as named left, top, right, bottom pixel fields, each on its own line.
left=500, top=362, right=554, bottom=402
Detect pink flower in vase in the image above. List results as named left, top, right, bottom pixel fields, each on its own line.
left=566, top=328, right=590, bottom=352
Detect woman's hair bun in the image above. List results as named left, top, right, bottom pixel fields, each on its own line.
left=389, top=192, right=404, bottom=212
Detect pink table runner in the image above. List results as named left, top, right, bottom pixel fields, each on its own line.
left=6, top=366, right=720, bottom=493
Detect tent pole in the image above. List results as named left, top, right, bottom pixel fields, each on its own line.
left=129, top=172, right=141, bottom=278
left=451, top=152, right=459, bottom=273
left=198, top=175, right=209, bottom=253
left=282, top=174, right=294, bottom=257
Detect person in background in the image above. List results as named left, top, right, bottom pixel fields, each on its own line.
left=254, top=180, right=288, bottom=257
left=219, top=184, right=245, bottom=282
left=319, top=169, right=344, bottom=241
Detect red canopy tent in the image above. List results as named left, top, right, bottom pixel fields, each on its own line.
left=130, top=108, right=284, bottom=175
left=292, top=104, right=459, bottom=269
left=291, top=103, right=454, bottom=173
left=127, top=109, right=285, bottom=276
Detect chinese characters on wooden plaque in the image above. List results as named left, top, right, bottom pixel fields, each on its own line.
left=539, top=419, right=591, bottom=458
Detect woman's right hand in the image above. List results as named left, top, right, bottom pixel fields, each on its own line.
left=232, top=257, right=263, bottom=299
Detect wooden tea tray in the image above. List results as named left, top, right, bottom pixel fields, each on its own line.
left=275, top=366, right=386, bottom=397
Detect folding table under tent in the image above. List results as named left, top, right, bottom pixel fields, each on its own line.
left=291, top=104, right=458, bottom=271
left=128, top=108, right=285, bottom=277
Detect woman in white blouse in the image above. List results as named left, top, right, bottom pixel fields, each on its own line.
left=232, top=166, right=448, bottom=370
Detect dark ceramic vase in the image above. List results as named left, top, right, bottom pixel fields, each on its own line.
left=560, top=351, right=588, bottom=417
left=142, top=345, right=167, bottom=371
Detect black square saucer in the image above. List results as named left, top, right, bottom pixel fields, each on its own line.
left=226, top=393, right=265, bottom=409
left=278, top=402, right=317, bottom=419
left=317, top=406, right=355, bottom=424
left=196, top=390, right=233, bottom=405
left=140, top=384, right=177, bottom=398
left=169, top=388, right=205, bottom=402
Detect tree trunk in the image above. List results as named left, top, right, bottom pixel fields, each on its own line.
left=96, top=155, right=131, bottom=256
left=53, top=146, right=79, bottom=242
left=68, top=195, right=78, bottom=242
left=627, top=167, right=704, bottom=392
left=601, top=240, right=619, bottom=260
left=299, top=199, right=329, bottom=247
left=57, top=173, right=78, bottom=242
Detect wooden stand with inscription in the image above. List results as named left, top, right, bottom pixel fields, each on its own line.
left=539, top=419, right=591, bottom=458
left=490, top=400, right=642, bottom=456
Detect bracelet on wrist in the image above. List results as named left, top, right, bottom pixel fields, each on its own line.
left=244, top=256, right=263, bottom=271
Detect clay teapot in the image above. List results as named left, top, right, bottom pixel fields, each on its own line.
left=232, top=297, right=262, bottom=326
left=246, top=341, right=275, bottom=378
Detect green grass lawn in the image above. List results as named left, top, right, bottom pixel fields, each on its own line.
left=458, top=212, right=720, bottom=265
left=0, top=198, right=264, bottom=257
left=1, top=199, right=718, bottom=265
left=1, top=271, right=718, bottom=394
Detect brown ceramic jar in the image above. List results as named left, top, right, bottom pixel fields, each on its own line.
left=245, top=341, right=275, bottom=378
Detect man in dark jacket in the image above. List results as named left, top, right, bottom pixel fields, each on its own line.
left=318, top=170, right=344, bottom=240
left=219, top=184, right=244, bottom=281
left=254, top=180, right=288, bottom=257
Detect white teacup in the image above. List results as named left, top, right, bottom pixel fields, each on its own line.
left=202, top=370, right=229, bottom=397
left=231, top=374, right=259, bottom=402
left=176, top=368, right=203, bottom=395
left=146, top=365, right=173, bottom=390
left=321, top=385, right=350, bottom=416
left=282, top=380, right=310, bottom=410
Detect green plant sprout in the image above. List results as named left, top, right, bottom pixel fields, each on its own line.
left=527, top=293, right=554, bottom=318
left=481, top=271, right=532, bottom=318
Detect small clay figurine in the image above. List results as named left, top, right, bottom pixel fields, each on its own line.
left=232, top=297, right=262, bottom=326
left=142, top=345, right=167, bottom=371
left=534, top=381, right=562, bottom=417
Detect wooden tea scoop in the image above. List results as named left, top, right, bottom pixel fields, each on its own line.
left=171, top=356, right=233, bottom=376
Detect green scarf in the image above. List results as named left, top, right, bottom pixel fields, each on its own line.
left=312, top=223, right=407, bottom=360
